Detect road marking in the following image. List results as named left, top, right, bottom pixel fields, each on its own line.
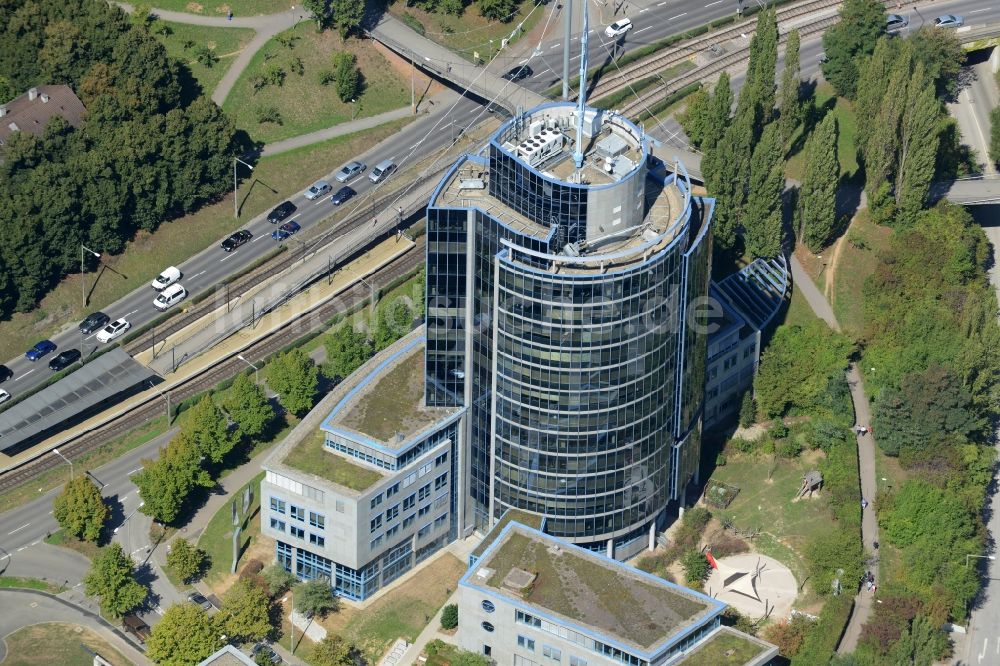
left=979, top=637, right=987, bottom=662
left=7, top=523, right=30, bottom=535
left=84, top=332, right=98, bottom=340
left=190, top=270, right=206, bottom=280
left=220, top=251, right=238, bottom=261
left=706, top=0, right=724, bottom=5
left=550, top=42, right=560, bottom=49
left=124, top=310, right=138, bottom=318
left=16, top=546, right=26, bottom=552
left=636, top=26, right=653, bottom=33
left=127, top=466, right=144, bottom=475
left=251, top=233, right=267, bottom=243
left=639, top=7, right=648, bottom=11
left=15, top=369, right=34, bottom=381
left=969, top=7, right=990, bottom=13
left=154, top=605, right=164, bottom=616
left=657, top=1, right=666, bottom=5
left=668, top=12, right=687, bottom=20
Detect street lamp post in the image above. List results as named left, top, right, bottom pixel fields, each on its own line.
left=149, top=380, right=171, bottom=424
left=234, top=157, right=255, bottom=219
left=53, top=448, right=74, bottom=480
left=966, top=554, right=996, bottom=568
left=236, top=354, right=260, bottom=384
left=81, top=245, right=101, bottom=309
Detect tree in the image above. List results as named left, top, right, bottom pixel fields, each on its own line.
left=324, top=323, right=372, bottom=381
left=53, top=475, right=109, bottom=543
left=223, top=373, right=275, bottom=441
left=303, top=0, right=328, bottom=30
left=821, top=0, right=886, bottom=99
left=145, top=602, right=222, bottom=665
left=295, top=579, right=339, bottom=618
left=183, top=395, right=234, bottom=464
left=804, top=526, right=863, bottom=596
left=217, top=578, right=273, bottom=644
left=738, top=391, right=755, bottom=428
left=332, top=51, right=360, bottom=103
left=681, top=549, right=710, bottom=586
left=261, top=564, right=298, bottom=597
left=991, top=106, right=1000, bottom=169
left=800, top=114, right=839, bottom=252
left=740, top=8, right=778, bottom=131
left=265, top=348, right=319, bottom=416
left=166, top=538, right=208, bottom=584
left=135, top=431, right=214, bottom=524
left=679, top=73, right=731, bottom=150
left=373, top=298, right=414, bottom=351
left=763, top=614, right=813, bottom=658
left=479, top=0, right=517, bottom=22
left=0, top=75, right=15, bottom=104
left=83, top=543, right=147, bottom=618
left=855, top=37, right=896, bottom=167
left=702, top=109, right=754, bottom=251
left=744, top=122, right=785, bottom=259
left=330, top=0, right=365, bottom=38
left=894, top=65, right=942, bottom=225
left=778, top=29, right=801, bottom=144
left=309, top=635, right=356, bottom=666
left=440, top=603, right=458, bottom=629
left=909, top=27, right=966, bottom=98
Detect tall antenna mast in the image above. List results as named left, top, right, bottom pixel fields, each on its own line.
left=573, top=0, right=589, bottom=169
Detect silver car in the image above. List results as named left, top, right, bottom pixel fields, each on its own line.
left=304, top=180, right=332, bottom=200
left=335, top=161, right=366, bottom=183
left=886, top=14, right=908, bottom=32
left=933, top=14, right=963, bottom=28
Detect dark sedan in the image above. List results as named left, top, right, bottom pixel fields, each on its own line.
left=25, top=340, right=57, bottom=361
left=330, top=186, right=355, bottom=206
left=502, top=64, right=533, bottom=82
left=221, top=230, right=253, bottom=252
left=48, top=349, right=81, bottom=372
left=79, top=311, right=110, bottom=335
left=266, top=201, right=297, bottom=224
left=0, top=365, right=11, bottom=382
left=271, top=221, right=301, bottom=241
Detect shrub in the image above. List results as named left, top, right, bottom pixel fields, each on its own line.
left=739, top=391, right=755, bottom=428
left=730, top=436, right=757, bottom=454
left=318, top=69, right=336, bottom=86
left=332, top=51, right=360, bottom=103
left=440, top=603, right=458, bottom=629
left=401, top=12, right=425, bottom=36
left=193, top=45, right=218, bottom=68
left=261, top=564, right=298, bottom=597
left=683, top=506, right=712, bottom=531
left=716, top=452, right=727, bottom=467
left=769, top=422, right=789, bottom=440
left=777, top=438, right=803, bottom=458
left=240, top=559, right=264, bottom=577
left=256, top=106, right=283, bottom=125
left=764, top=614, right=814, bottom=658
left=681, top=549, right=711, bottom=586
left=709, top=533, right=750, bottom=558
left=289, top=56, right=304, bottom=76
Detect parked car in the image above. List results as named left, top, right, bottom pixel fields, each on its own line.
left=486, top=103, right=512, bottom=119
left=123, top=614, right=151, bottom=643
left=221, top=230, right=253, bottom=252
left=79, top=311, right=110, bottom=335
left=330, top=186, right=355, bottom=206
left=335, top=161, right=366, bottom=183
left=188, top=592, right=213, bottom=611
left=369, top=159, right=397, bottom=184
left=267, top=201, right=297, bottom=224
left=252, top=643, right=282, bottom=664
left=25, top=340, right=57, bottom=361
left=0, top=365, right=11, bottom=383
left=96, top=318, right=131, bottom=344
left=0, top=389, right=10, bottom=404
left=154, top=283, right=187, bottom=311
left=886, top=13, right=908, bottom=32
left=304, top=180, right=332, bottom=200
left=605, top=18, right=633, bottom=38
left=933, top=14, right=963, bottom=28
left=48, top=349, right=81, bottom=372
left=151, top=266, right=182, bottom=290
left=271, top=221, right=301, bottom=241
left=502, top=64, right=533, bottom=82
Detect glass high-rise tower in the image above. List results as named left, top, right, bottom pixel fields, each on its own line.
left=425, top=102, right=713, bottom=558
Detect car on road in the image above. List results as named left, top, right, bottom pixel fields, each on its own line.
left=369, top=159, right=397, bottom=184
left=96, top=318, right=131, bottom=344
left=267, top=201, right=297, bottom=224
left=502, top=64, right=533, bottom=82
left=304, top=180, right=332, bottom=200
left=605, top=18, right=633, bottom=38
left=48, top=349, right=81, bottom=372
left=486, top=102, right=512, bottom=119
left=79, top=311, right=111, bottom=335
left=252, top=643, right=282, bottom=664
left=886, top=13, right=908, bottom=32
left=0, top=365, right=11, bottom=383
left=0, top=389, right=10, bottom=404
left=154, top=283, right=187, bottom=311
left=123, top=614, right=151, bottom=643
left=330, top=186, right=355, bottom=205
left=271, top=221, right=301, bottom=241
left=188, top=591, right=213, bottom=611
left=221, top=230, right=253, bottom=252
left=25, top=340, right=57, bottom=361
left=933, top=14, right=963, bottom=28
left=151, top=266, right=182, bottom=290
left=335, top=161, right=366, bottom=183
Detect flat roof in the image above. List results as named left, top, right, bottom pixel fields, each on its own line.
left=675, top=626, right=778, bottom=666
left=0, top=348, right=157, bottom=457
left=466, top=523, right=722, bottom=654
left=470, top=509, right=544, bottom=559
left=282, top=427, right=385, bottom=491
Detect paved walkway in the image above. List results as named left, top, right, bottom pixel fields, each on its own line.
left=790, top=254, right=879, bottom=653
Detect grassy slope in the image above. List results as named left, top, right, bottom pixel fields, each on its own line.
left=154, top=22, right=255, bottom=96
left=223, top=22, right=410, bottom=143
left=3, top=622, right=133, bottom=666
left=786, top=83, right=859, bottom=182
left=146, top=0, right=287, bottom=15
left=828, top=209, right=893, bottom=336
left=198, top=471, right=265, bottom=585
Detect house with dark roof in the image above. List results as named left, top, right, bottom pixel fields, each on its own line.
left=0, top=85, right=87, bottom=145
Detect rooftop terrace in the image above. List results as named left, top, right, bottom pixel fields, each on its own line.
left=473, top=525, right=715, bottom=651
left=283, top=428, right=385, bottom=492
left=674, top=627, right=777, bottom=666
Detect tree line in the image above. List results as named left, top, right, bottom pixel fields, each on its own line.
left=0, top=0, right=245, bottom=317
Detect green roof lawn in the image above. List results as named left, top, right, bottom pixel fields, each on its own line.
left=283, top=429, right=384, bottom=492
left=471, top=510, right=544, bottom=559
left=483, top=530, right=708, bottom=649
left=676, top=629, right=772, bottom=665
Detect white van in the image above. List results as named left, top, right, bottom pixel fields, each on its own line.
left=151, top=266, right=181, bottom=290
left=154, top=283, right=187, bottom=311
left=369, top=159, right=397, bottom=183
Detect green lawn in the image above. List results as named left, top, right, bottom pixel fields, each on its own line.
left=779, top=285, right=822, bottom=330
left=0, top=117, right=411, bottom=362
left=678, top=630, right=771, bottom=666
left=389, top=0, right=545, bottom=62
left=786, top=83, right=859, bottom=181
left=154, top=21, right=255, bottom=96
left=829, top=209, right=893, bottom=336
left=197, top=471, right=264, bottom=585
left=283, top=429, right=385, bottom=491
left=148, top=0, right=288, bottom=15
left=44, top=530, right=103, bottom=561
left=0, top=576, right=64, bottom=593
left=2, top=622, right=132, bottom=666
left=223, top=22, right=411, bottom=143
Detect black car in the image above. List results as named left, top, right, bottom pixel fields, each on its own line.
left=221, top=230, right=253, bottom=252
left=0, top=365, right=11, bottom=383
left=267, top=201, right=297, bottom=224
left=188, top=591, right=213, bottom=611
left=252, top=643, right=282, bottom=664
left=502, top=65, right=533, bottom=82
left=330, top=186, right=355, bottom=206
left=79, top=311, right=111, bottom=335
left=48, top=349, right=81, bottom=372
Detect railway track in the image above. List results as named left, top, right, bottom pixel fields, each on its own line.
left=0, top=243, right=424, bottom=493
